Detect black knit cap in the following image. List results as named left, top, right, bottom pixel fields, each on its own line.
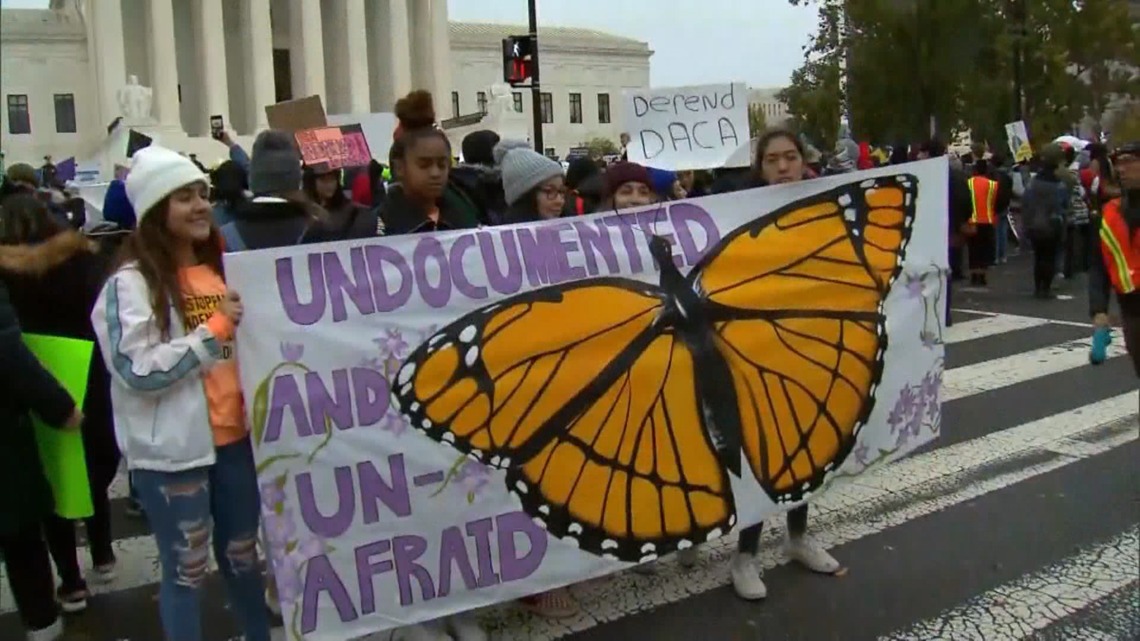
left=462, top=130, right=501, bottom=167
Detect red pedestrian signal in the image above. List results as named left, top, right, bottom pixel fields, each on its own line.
left=503, top=35, right=536, bottom=86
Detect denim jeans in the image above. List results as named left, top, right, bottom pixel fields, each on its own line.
left=996, top=212, right=1009, bottom=262
left=133, top=438, right=269, bottom=641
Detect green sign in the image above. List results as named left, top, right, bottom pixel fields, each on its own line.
left=24, top=333, right=94, bottom=519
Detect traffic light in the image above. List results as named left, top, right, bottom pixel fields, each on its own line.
left=502, top=35, right=536, bottom=86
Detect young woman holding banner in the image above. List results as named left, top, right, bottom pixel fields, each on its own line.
left=726, top=128, right=843, bottom=601
left=90, top=146, right=269, bottom=641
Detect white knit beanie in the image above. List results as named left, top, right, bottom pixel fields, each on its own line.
left=494, top=140, right=564, bottom=206
left=126, top=146, right=208, bottom=222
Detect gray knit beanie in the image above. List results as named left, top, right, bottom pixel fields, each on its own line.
left=494, top=140, right=564, bottom=206
left=249, top=130, right=303, bottom=195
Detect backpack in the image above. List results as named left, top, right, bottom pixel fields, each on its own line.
left=1025, top=179, right=1067, bottom=242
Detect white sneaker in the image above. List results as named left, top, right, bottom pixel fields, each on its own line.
left=393, top=621, right=450, bottom=641
left=677, top=547, right=699, bottom=569
left=446, top=613, right=489, bottom=641
left=26, top=618, right=63, bottom=641
left=784, top=535, right=840, bottom=574
left=730, top=552, right=767, bottom=600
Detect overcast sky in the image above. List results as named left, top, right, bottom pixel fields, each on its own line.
left=1, top=0, right=815, bottom=87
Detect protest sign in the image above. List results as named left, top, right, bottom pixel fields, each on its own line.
left=623, top=82, right=750, bottom=171
left=294, top=125, right=372, bottom=172
left=1005, top=121, right=1032, bottom=163
left=227, top=158, right=949, bottom=639
left=267, top=95, right=328, bottom=133
left=327, top=113, right=398, bottom=164
left=24, top=334, right=94, bottom=519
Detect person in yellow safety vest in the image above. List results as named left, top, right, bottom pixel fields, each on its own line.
left=1089, top=141, right=1140, bottom=377
left=966, top=159, right=1007, bottom=287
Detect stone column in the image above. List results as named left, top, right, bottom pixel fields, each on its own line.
left=87, top=0, right=127, bottom=130
left=343, top=0, right=371, bottom=114
left=147, top=0, right=183, bottom=132
left=290, top=0, right=326, bottom=101
left=369, top=0, right=412, bottom=111
left=243, top=0, right=276, bottom=132
left=324, top=0, right=371, bottom=115
left=410, top=0, right=436, bottom=99
left=429, top=0, right=452, bottom=113
left=195, top=0, right=229, bottom=136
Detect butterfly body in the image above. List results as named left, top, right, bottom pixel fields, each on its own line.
left=396, top=174, right=919, bottom=562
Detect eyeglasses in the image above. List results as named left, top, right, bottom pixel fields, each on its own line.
left=539, top=186, right=567, bottom=200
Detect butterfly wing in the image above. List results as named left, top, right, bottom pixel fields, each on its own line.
left=394, top=279, right=665, bottom=466
left=507, top=330, right=735, bottom=562
left=692, top=174, right=917, bottom=503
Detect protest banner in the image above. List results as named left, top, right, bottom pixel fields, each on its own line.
left=327, top=113, right=398, bottom=164
left=227, top=158, right=949, bottom=639
left=1005, top=121, right=1032, bottom=163
left=294, top=124, right=373, bottom=172
left=267, top=95, right=328, bottom=133
left=24, top=334, right=94, bottom=519
left=623, top=82, right=750, bottom=171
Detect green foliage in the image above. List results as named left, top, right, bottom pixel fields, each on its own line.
left=748, top=104, right=768, bottom=138
left=586, top=136, right=620, bottom=159
left=783, top=0, right=1140, bottom=149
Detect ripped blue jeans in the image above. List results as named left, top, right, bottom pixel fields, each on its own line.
left=133, top=438, right=270, bottom=641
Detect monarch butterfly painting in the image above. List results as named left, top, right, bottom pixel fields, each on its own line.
left=393, top=174, right=917, bottom=563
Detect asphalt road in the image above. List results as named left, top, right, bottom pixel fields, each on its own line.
left=2, top=252, right=1136, bottom=640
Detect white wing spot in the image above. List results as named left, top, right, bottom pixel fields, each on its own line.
left=500, top=457, right=511, bottom=468
left=640, top=554, right=658, bottom=563
left=728, top=515, right=737, bottom=527
left=491, top=456, right=501, bottom=467
left=706, top=528, right=723, bottom=542
left=861, top=179, right=876, bottom=188
left=677, top=539, right=693, bottom=550
left=852, top=229, right=861, bottom=236
left=459, top=325, right=478, bottom=343
left=468, top=450, right=482, bottom=461
left=641, top=543, right=656, bottom=554
left=538, top=505, right=551, bottom=515
left=838, top=194, right=853, bottom=207
left=397, top=363, right=416, bottom=385
left=429, top=334, right=446, bottom=346
left=844, top=208, right=857, bottom=221
left=409, top=402, right=420, bottom=412
left=465, top=346, right=479, bottom=367
left=400, top=383, right=412, bottom=396
left=601, top=539, right=619, bottom=550
left=568, top=523, right=583, bottom=535
left=441, top=432, right=455, bottom=443
left=515, top=481, right=528, bottom=494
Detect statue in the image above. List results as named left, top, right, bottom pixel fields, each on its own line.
left=489, top=83, right=518, bottom=119
left=116, top=75, right=154, bottom=123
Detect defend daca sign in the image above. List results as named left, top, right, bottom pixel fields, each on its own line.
left=623, top=82, right=749, bottom=171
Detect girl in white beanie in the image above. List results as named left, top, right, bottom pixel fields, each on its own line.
left=90, top=146, right=269, bottom=641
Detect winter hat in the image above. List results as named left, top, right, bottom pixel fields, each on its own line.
left=125, top=146, right=208, bottom=221
left=5, top=163, right=38, bottom=188
left=829, top=138, right=860, bottom=174
left=566, top=157, right=599, bottom=190
left=249, top=130, right=303, bottom=195
left=1040, top=143, right=1065, bottom=169
left=604, top=161, right=652, bottom=197
left=647, top=167, right=678, bottom=197
left=462, top=130, right=501, bottom=167
left=101, top=179, right=137, bottom=229
left=494, top=140, right=564, bottom=206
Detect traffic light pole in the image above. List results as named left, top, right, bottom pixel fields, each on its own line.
left=528, top=0, right=544, bottom=155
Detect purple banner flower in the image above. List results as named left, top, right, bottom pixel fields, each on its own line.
left=888, top=360, right=943, bottom=448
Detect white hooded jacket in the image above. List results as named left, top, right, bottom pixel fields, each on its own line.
left=91, top=264, right=222, bottom=472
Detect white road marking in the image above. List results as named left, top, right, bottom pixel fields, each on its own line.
left=475, top=395, right=1137, bottom=639
left=942, top=330, right=1128, bottom=401
left=880, top=528, right=1139, bottom=640
left=952, top=309, right=1096, bottom=329
left=944, top=314, right=1051, bottom=344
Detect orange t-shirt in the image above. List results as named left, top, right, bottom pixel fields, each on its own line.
left=179, top=265, right=246, bottom=446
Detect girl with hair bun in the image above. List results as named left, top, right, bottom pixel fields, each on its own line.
left=378, top=91, right=481, bottom=236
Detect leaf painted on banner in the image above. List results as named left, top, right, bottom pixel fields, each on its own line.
left=306, top=415, right=334, bottom=465
left=255, top=452, right=301, bottom=475
left=251, top=375, right=270, bottom=447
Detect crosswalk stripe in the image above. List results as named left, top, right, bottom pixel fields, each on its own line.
left=879, top=527, right=1139, bottom=640
left=952, top=309, right=1096, bottom=329
left=944, top=313, right=1051, bottom=344
left=942, top=329, right=1128, bottom=401
left=478, top=394, right=1138, bottom=639
left=6, top=312, right=1135, bottom=640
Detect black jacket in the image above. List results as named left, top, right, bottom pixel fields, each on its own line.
left=223, top=198, right=323, bottom=250
left=322, top=196, right=382, bottom=241
left=0, top=231, right=119, bottom=480
left=450, top=164, right=507, bottom=225
left=1089, top=191, right=1140, bottom=318
left=378, top=184, right=481, bottom=236
left=0, top=278, right=75, bottom=536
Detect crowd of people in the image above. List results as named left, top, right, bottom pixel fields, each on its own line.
left=2, top=85, right=1137, bottom=641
